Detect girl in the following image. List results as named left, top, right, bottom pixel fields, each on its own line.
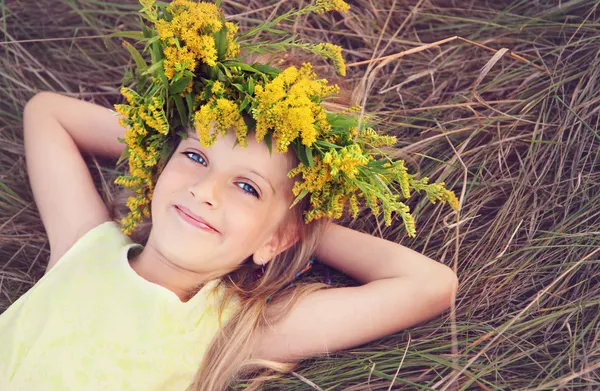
left=0, top=1, right=459, bottom=390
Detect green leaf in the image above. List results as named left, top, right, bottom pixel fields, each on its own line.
left=123, top=41, right=148, bottom=74
left=144, top=35, right=160, bottom=52
left=170, top=76, right=192, bottom=94
left=306, top=145, right=314, bottom=168
left=177, top=129, right=189, bottom=140
left=316, top=140, right=342, bottom=149
left=216, top=68, right=227, bottom=82
left=239, top=95, right=250, bottom=111
left=185, top=93, right=194, bottom=115
left=224, top=61, right=260, bottom=73
left=327, top=112, right=359, bottom=129
left=150, top=38, right=163, bottom=64
left=141, top=59, right=163, bottom=76
left=220, top=63, right=233, bottom=78
left=253, top=64, right=283, bottom=75
left=232, top=83, right=245, bottom=92
left=116, top=146, right=130, bottom=165
left=248, top=77, right=254, bottom=95
left=264, top=27, right=288, bottom=34
left=157, top=68, right=169, bottom=91
left=173, top=95, right=187, bottom=127
left=290, top=189, right=309, bottom=208
left=293, top=141, right=309, bottom=166
left=213, top=26, right=227, bottom=60
left=142, top=22, right=153, bottom=39
left=109, top=31, right=145, bottom=41
left=264, top=131, right=273, bottom=155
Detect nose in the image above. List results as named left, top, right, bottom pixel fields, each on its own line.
left=188, top=171, right=222, bottom=209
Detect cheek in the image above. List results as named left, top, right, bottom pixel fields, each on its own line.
left=151, top=161, right=190, bottom=213
left=227, top=198, right=288, bottom=244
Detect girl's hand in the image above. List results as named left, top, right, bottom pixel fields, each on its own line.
left=253, top=223, right=458, bottom=362
left=23, top=92, right=126, bottom=271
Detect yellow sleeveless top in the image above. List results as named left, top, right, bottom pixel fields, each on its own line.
left=0, top=221, right=238, bottom=391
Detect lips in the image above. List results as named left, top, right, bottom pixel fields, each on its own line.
left=174, top=205, right=220, bottom=234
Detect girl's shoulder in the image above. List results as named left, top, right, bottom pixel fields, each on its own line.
left=50, top=220, right=135, bottom=272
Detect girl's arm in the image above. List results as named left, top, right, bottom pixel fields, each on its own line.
left=254, top=222, right=458, bottom=361
left=23, top=92, right=126, bottom=271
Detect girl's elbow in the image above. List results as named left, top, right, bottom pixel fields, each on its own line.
left=423, top=265, right=458, bottom=309
left=436, top=265, right=459, bottom=306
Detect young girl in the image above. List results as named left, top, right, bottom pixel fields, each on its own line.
left=0, top=1, right=459, bottom=390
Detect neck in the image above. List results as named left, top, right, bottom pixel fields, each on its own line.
left=128, top=245, right=210, bottom=302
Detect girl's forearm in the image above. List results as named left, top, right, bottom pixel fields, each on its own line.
left=315, top=223, right=456, bottom=284
left=30, top=91, right=126, bottom=159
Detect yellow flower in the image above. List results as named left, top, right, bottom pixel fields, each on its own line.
left=288, top=159, right=334, bottom=195
left=358, top=127, right=397, bottom=147
left=156, top=0, right=221, bottom=73
left=253, top=63, right=337, bottom=152
left=445, top=189, right=460, bottom=210
left=323, top=145, right=369, bottom=179
left=139, top=0, right=158, bottom=21
left=117, top=116, right=130, bottom=129
left=114, top=175, right=142, bottom=188
left=314, top=43, right=346, bottom=76
left=163, top=46, right=197, bottom=80
left=126, top=194, right=150, bottom=210
left=137, top=104, right=169, bottom=135
left=314, top=0, right=351, bottom=13
left=211, top=80, right=225, bottom=95
left=385, top=160, right=411, bottom=199
left=225, top=21, right=240, bottom=58
left=114, top=104, right=133, bottom=118
left=349, top=193, right=360, bottom=218
left=120, top=87, right=141, bottom=105
left=193, top=98, right=247, bottom=147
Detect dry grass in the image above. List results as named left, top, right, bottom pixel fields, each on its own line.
left=1, top=0, right=599, bottom=390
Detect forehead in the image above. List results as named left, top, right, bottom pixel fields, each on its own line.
left=181, top=130, right=295, bottom=188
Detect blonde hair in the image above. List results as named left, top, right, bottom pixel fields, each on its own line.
left=109, top=51, right=358, bottom=390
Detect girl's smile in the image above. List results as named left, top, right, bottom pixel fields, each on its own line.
left=174, top=204, right=221, bottom=234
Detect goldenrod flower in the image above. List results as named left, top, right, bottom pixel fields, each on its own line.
left=253, top=63, right=338, bottom=152
left=163, top=46, right=197, bottom=80
left=194, top=98, right=248, bottom=147
left=211, top=80, right=225, bottom=95
left=156, top=0, right=221, bottom=79
left=314, top=0, right=351, bottom=13
left=323, top=145, right=369, bottom=179
left=358, top=127, right=397, bottom=147
left=313, top=43, right=346, bottom=76
left=139, top=0, right=158, bottom=21
left=120, top=87, right=141, bottom=105
left=225, top=21, right=240, bottom=58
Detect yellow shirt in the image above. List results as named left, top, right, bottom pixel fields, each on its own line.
left=0, top=221, right=238, bottom=391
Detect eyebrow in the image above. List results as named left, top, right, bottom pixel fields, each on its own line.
left=184, top=132, right=276, bottom=195
left=249, top=169, right=276, bottom=195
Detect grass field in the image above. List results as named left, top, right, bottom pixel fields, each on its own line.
left=1, top=0, right=599, bottom=389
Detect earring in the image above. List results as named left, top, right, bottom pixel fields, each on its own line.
left=260, top=256, right=265, bottom=264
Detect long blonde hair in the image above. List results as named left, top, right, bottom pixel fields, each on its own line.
left=109, top=51, right=358, bottom=390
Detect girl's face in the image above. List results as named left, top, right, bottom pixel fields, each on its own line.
left=147, top=130, right=297, bottom=277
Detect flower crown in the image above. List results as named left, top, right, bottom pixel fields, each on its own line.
left=112, top=0, right=459, bottom=237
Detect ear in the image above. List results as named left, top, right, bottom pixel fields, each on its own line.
left=252, top=225, right=299, bottom=266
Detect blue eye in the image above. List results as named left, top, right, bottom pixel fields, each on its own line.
left=237, top=182, right=259, bottom=198
left=184, top=152, right=259, bottom=198
left=184, top=151, right=207, bottom=166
